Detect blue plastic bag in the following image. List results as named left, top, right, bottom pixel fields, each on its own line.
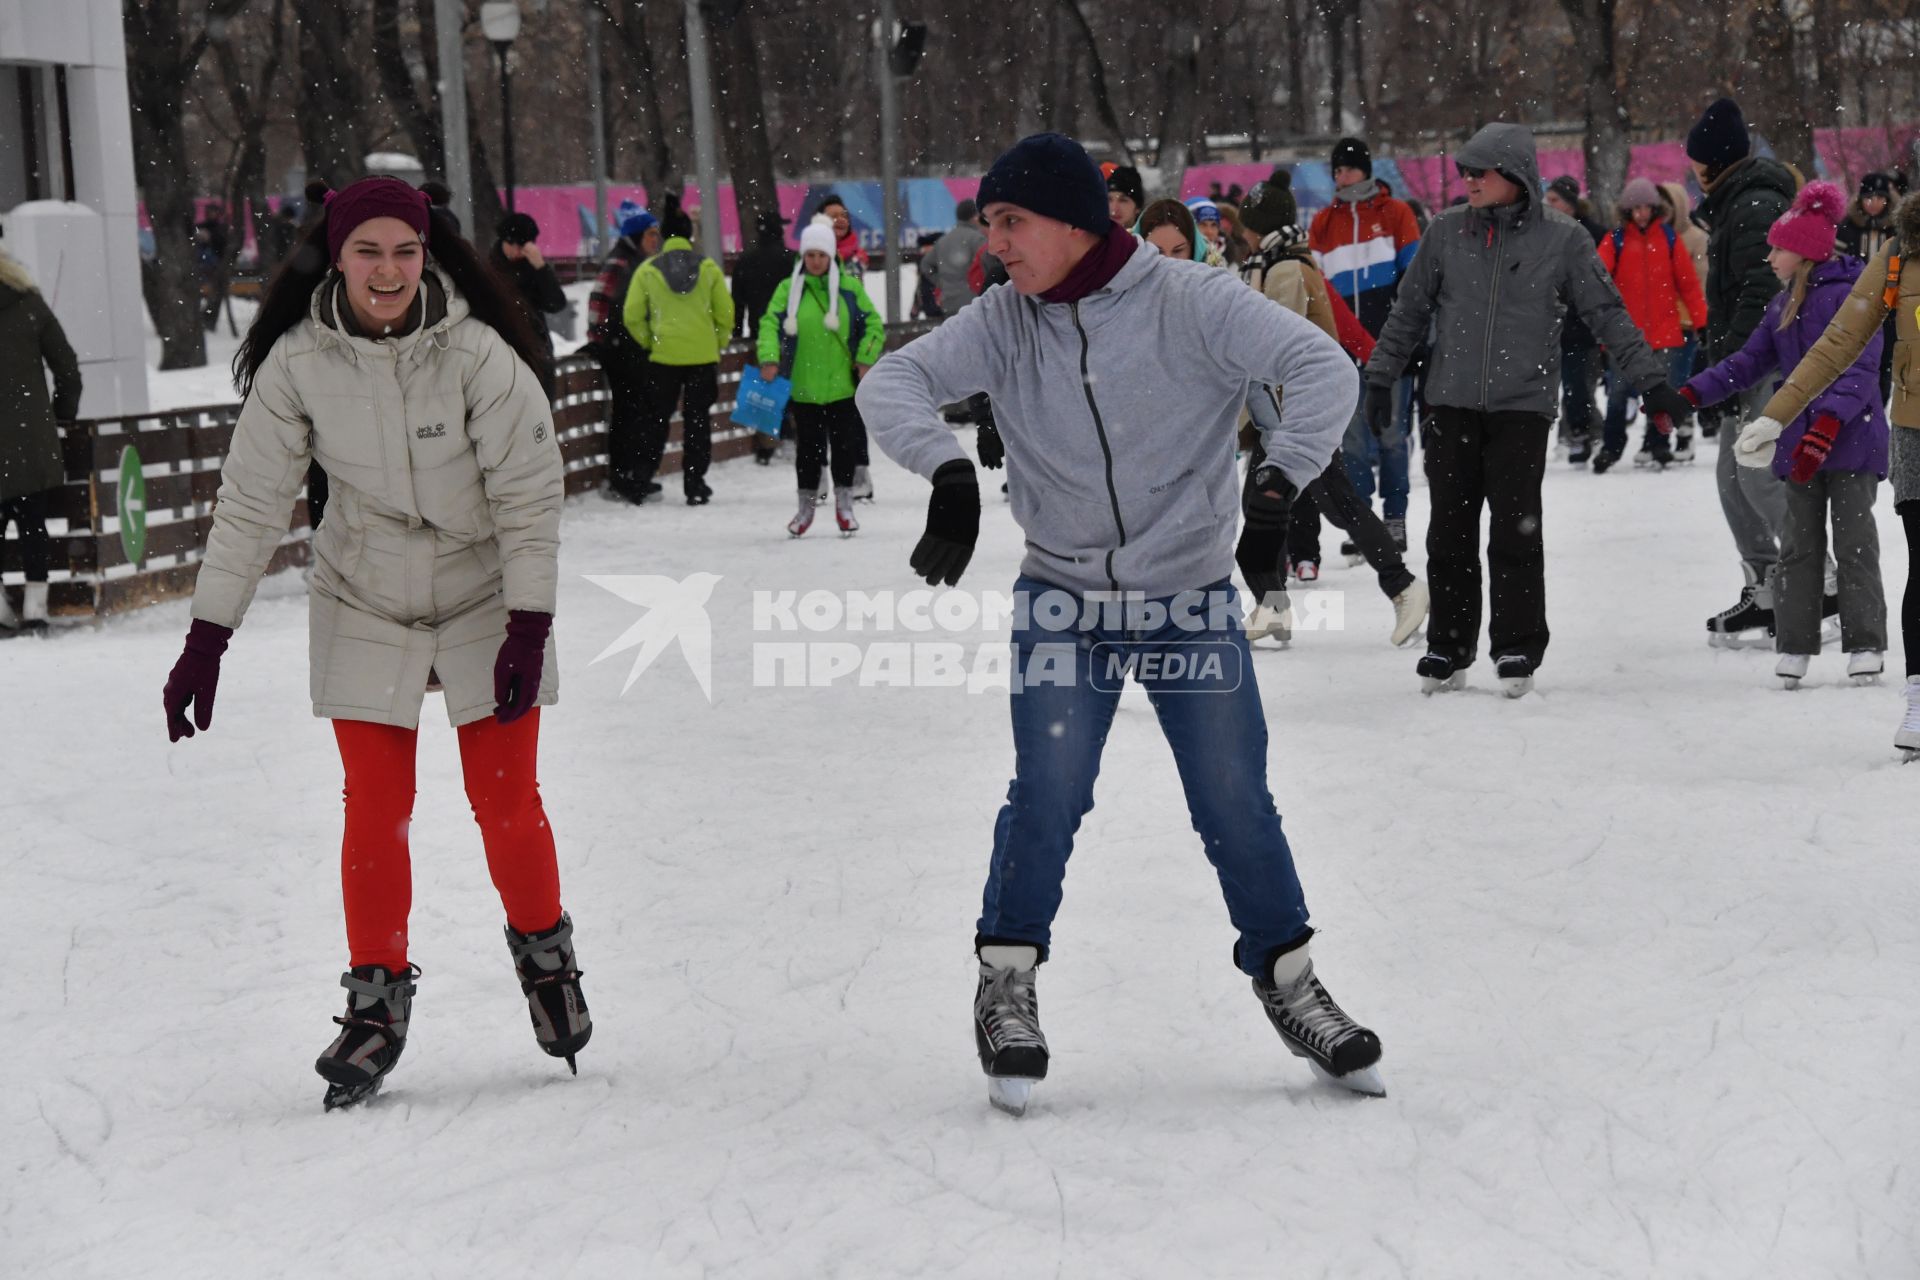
left=732, top=366, right=792, bottom=437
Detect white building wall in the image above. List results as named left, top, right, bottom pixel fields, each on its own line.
left=0, top=0, right=149, bottom=416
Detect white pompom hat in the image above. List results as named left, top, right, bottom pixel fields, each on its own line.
left=786, top=215, right=842, bottom=334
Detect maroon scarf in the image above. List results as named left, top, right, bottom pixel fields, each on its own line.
left=1040, top=220, right=1138, bottom=304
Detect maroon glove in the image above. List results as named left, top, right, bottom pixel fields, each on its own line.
left=493, top=610, right=551, bottom=724
left=164, top=619, right=234, bottom=742
left=1789, top=413, right=1841, bottom=485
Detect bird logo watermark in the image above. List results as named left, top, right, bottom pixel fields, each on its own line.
left=584, top=573, right=721, bottom=700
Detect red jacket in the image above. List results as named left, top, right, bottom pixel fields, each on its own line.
left=1597, top=219, right=1708, bottom=352
left=1325, top=286, right=1375, bottom=364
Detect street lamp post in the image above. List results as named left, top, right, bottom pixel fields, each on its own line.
left=479, top=1, right=522, bottom=213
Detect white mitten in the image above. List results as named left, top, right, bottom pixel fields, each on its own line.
left=1734, top=416, right=1786, bottom=468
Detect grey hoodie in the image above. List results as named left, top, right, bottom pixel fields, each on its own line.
left=856, top=242, right=1355, bottom=598
left=1366, top=122, right=1669, bottom=414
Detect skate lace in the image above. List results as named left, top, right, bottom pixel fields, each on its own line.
left=975, top=966, right=1044, bottom=1052
left=1710, top=586, right=1759, bottom=626
left=1264, top=973, right=1363, bottom=1055
left=1902, top=684, right=1920, bottom=733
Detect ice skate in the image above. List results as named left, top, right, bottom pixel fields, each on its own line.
left=1495, top=654, right=1535, bottom=699
left=1847, top=651, right=1884, bottom=685
left=8, top=583, right=50, bottom=636
left=1293, top=559, right=1320, bottom=583
left=786, top=489, right=815, bottom=537
left=1384, top=518, right=1408, bottom=554
left=1776, top=653, right=1810, bottom=690
left=1245, top=590, right=1292, bottom=646
left=1339, top=538, right=1363, bottom=567
left=1707, top=576, right=1775, bottom=649
left=1896, top=676, right=1920, bottom=760
left=1590, top=446, right=1622, bottom=474
left=505, top=913, right=592, bottom=1073
left=1389, top=579, right=1428, bottom=648
left=812, top=475, right=830, bottom=506
left=1567, top=433, right=1592, bottom=466
left=834, top=487, right=860, bottom=536
left=683, top=475, right=713, bottom=506
left=974, top=945, right=1047, bottom=1116
left=315, top=964, right=418, bottom=1111
left=1672, top=432, right=1695, bottom=463
left=1252, top=944, right=1384, bottom=1098
left=0, top=587, right=19, bottom=636
left=849, top=465, right=874, bottom=502
left=1417, top=651, right=1465, bottom=694
left=1632, top=443, right=1654, bottom=468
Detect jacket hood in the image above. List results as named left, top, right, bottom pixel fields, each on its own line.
left=1846, top=195, right=1894, bottom=231
left=1697, top=156, right=1795, bottom=221
left=1809, top=255, right=1863, bottom=289
left=0, top=251, right=36, bottom=305
left=1899, top=191, right=1920, bottom=255
left=311, top=266, right=467, bottom=354
left=653, top=239, right=703, bottom=294
left=1456, top=123, right=1542, bottom=204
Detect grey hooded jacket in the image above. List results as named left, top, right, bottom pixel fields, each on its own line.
left=856, top=241, right=1355, bottom=598
left=1365, top=123, right=1670, bottom=414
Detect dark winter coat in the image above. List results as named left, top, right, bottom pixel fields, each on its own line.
left=1365, top=122, right=1670, bottom=416
left=1694, top=156, right=1796, bottom=361
left=1834, top=198, right=1896, bottom=263
left=491, top=249, right=567, bottom=357
left=587, top=236, right=647, bottom=347
left=730, top=237, right=795, bottom=340
left=922, top=222, right=987, bottom=313
left=1685, top=256, right=1887, bottom=481
left=0, top=259, right=81, bottom=504
left=1560, top=213, right=1608, bottom=351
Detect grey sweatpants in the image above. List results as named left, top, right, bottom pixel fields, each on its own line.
left=1777, top=469, right=1887, bottom=655
left=1716, top=383, right=1789, bottom=601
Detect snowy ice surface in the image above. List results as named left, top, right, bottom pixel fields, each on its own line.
left=6, top=389, right=1918, bottom=1275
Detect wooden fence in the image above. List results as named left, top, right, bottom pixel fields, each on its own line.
left=2, top=321, right=939, bottom=620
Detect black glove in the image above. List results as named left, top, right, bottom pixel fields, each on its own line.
left=1641, top=382, right=1694, bottom=423
left=1363, top=382, right=1397, bottom=438
left=911, top=459, right=981, bottom=586
left=976, top=423, right=1004, bottom=470
left=1243, top=462, right=1296, bottom=530
left=1238, top=463, right=1295, bottom=603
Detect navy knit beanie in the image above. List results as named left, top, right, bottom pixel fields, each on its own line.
left=1687, top=99, right=1750, bottom=169
left=1331, top=137, right=1372, bottom=178
left=978, top=133, right=1110, bottom=235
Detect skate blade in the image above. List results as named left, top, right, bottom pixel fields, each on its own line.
left=1501, top=676, right=1534, bottom=699
left=322, top=1076, right=384, bottom=1111
left=1851, top=674, right=1882, bottom=687
left=1780, top=678, right=1802, bottom=691
left=1310, top=1061, right=1387, bottom=1098
left=1900, top=747, right=1920, bottom=764
left=987, top=1076, right=1035, bottom=1116
left=1708, top=630, right=1773, bottom=651
left=1420, top=672, right=1466, bottom=695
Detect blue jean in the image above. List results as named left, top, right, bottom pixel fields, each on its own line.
left=979, top=575, right=1312, bottom=977
left=1602, top=345, right=1694, bottom=455
left=1341, top=376, right=1412, bottom=520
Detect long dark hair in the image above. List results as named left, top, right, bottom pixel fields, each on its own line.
left=234, top=182, right=555, bottom=400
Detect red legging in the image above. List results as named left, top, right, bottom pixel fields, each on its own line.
left=333, top=709, right=562, bottom=969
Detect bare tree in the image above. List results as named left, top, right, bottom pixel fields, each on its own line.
left=209, top=0, right=286, bottom=327
left=292, top=1, right=372, bottom=188
left=1559, top=0, right=1630, bottom=212
left=706, top=0, right=781, bottom=241
left=1058, top=0, right=1134, bottom=165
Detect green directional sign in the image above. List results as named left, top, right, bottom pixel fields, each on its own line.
left=117, top=444, right=147, bottom=568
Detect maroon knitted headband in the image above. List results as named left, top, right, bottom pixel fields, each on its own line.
left=322, top=177, right=432, bottom=264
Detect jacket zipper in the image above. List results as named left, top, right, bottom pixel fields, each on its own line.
left=1480, top=215, right=1506, bottom=406
left=1071, top=302, right=1127, bottom=593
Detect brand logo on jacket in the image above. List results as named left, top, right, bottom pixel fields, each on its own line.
left=415, top=423, right=446, bottom=439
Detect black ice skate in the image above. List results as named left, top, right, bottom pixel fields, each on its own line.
left=1591, top=446, right=1623, bottom=474
left=1495, top=653, right=1536, bottom=699
left=1417, top=651, right=1465, bottom=694
left=974, top=944, right=1048, bottom=1116
left=315, top=964, right=419, bottom=1111
left=1706, top=580, right=1775, bottom=649
left=505, top=913, right=592, bottom=1073
left=1252, top=944, right=1385, bottom=1097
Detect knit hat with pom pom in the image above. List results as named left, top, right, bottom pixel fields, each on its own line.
left=1767, top=180, right=1847, bottom=263
left=785, top=215, right=842, bottom=335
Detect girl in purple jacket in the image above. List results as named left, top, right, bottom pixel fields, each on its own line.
left=1680, top=182, right=1888, bottom=688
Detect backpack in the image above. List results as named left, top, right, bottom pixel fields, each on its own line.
left=1606, top=222, right=1676, bottom=271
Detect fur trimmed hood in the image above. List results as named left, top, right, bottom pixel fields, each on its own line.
left=0, top=250, right=38, bottom=297
left=1898, top=191, right=1920, bottom=255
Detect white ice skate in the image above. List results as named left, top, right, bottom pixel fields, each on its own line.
left=786, top=489, right=815, bottom=538
left=813, top=475, right=830, bottom=506
left=1848, top=651, right=1884, bottom=686
left=1389, top=579, right=1429, bottom=648
left=1245, top=595, right=1292, bottom=646
left=849, top=465, right=875, bottom=502
left=1776, top=653, right=1810, bottom=690
left=1897, top=676, right=1920, bottom=761
left=834, top=488, right=860, bottom=537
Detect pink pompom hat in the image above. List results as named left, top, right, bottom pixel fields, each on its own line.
left=1767, top=181, right=1848, bottom=262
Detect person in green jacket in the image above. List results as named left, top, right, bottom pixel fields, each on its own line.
left=623, top=200, right=735, bottom=505
left=759, top=217, right=883, bottom=536
left=0, top=244, right=81, bottom=636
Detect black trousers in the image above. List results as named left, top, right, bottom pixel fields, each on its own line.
left=790, top=398, right=864, bottom=492
left=1902, top=502, right=1920, bottom=679
left=600, top=343, right=656, bottom=495
left=644, top=361, right=718, bottom=486
left=306, top=463, right=328, bottom=530
left=0, top=490, right=51, bottom=581
left=1236, top=447, right=1413, bottom=600
left=1424, top=406, right=1552, bottom=669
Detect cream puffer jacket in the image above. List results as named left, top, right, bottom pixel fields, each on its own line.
left=192, top=269, right=563, bottom=728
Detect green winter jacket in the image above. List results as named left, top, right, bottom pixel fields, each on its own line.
left=0, top=256, right=82, bottom=504
left=623, top=237, right=735, bottom=366
left=756, top=270, right=884, bottom=405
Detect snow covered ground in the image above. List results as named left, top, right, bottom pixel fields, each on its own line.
left=7, top=412, right=1917, bottom=1275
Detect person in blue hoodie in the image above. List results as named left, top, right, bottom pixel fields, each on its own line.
left=857, top=133, right=1385, bottom=1114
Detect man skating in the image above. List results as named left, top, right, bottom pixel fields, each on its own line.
left=858, top=133, right=1384, bottom=1114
